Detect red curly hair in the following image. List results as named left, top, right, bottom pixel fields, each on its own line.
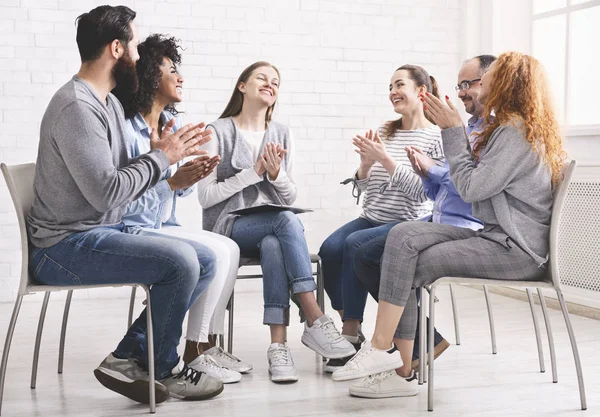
left=473, top=52, right=567, bottom=186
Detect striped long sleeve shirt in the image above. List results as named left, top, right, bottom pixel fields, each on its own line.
left=356, top=125, right=444, bottom=224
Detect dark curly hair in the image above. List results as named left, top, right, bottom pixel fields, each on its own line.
left=114, top=34, right=182, bottom=119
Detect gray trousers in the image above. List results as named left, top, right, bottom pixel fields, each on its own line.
left=379, top=222, right=545, bottom=339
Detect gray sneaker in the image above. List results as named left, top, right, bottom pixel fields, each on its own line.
left=93, top=353, right=169, bottom=404
left=267, top=343, right=298, bottom=383
left=162, top=363, right=224, bottom=400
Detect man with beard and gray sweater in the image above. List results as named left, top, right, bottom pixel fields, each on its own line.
left=26, top=5, right=222, bottom=405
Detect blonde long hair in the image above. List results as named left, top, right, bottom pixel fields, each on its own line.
left=473, top=52, right=567, bottom=186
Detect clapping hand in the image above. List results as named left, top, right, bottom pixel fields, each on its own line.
left=405, top=146, right=435, bottom=178
left=167, top=155, right=220, bottom=190
left=261, top=143, right=287, bottom=180
left=421, top=92, right=463, bottom=130
left=352, top=129, right=387, bottom=165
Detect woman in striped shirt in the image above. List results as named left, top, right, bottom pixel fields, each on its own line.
left=318, top=64, right=444, bottom=372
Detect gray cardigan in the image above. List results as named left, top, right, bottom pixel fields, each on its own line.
left=442, top=124, right=553, bottom=266
left=202, top=117, right=292, bottom=236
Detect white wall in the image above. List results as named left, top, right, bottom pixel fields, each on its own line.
left=0, top=0, right=464, bottom=302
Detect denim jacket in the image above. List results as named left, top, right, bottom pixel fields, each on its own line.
left=418, top=116, right=486, bottom=231
left=122, top=111, right=193, bottom=229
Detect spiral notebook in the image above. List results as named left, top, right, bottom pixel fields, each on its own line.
left=229, top=204, right=313, bottom=216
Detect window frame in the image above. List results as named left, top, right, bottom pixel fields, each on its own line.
left=531, top=0, right=600, bottom=134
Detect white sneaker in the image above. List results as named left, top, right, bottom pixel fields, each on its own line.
left=204, top=346, right=253, bottom=373
left=349, top=370, right=418, bottom=398
left=331, top=341, right=403, bottom=382
left=267, top=343, right=298, bottom=383
left=301, top=315, right=356, bottom=359
left=188, top=354, right=242, bottom=384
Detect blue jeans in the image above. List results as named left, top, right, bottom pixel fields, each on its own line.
left=230, top=210, right=316, bottom=326
left=29, top=225, right=216, bottom=379
left=353, top=232, right=444, bottom=360
left=319, top=217, right=400, bottom=322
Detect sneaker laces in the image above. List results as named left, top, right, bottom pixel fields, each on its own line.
left=362, top=370, right=394, bottom=386
left=174, top=364, right=204, bottom=386
left=213, top=347, right=242, bottom=363
left=270, top=346, right=292, bottom=365
left=318, top=318, right=346, bottom=343
left=342, top=343, right=372, bottom=369
left=198, top=354, right=226, bottom=372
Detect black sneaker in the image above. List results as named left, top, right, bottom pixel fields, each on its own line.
left=324, top=336, right=364, bottom=373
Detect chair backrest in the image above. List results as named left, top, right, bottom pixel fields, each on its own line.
left=547, top=159, right=577, bottom=289
left=1, top=162, right=36, bottom=295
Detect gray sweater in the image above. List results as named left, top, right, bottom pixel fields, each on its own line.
left=27, top=76, right=170, bottom=248
left=202, top=117, right=292, bottom=236
left=442, top=124, right=553, bottom=266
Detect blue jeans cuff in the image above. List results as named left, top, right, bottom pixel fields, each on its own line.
left=264, top=306, right=290, bottom=326
left=342, top=315, right=363, bottom=322
left=290, top=277, right=317, bottom=294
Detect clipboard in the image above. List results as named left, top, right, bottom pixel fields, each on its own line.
left=229, top=204, right=313, bottom=216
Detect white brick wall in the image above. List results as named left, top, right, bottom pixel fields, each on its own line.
left=0, top=0, right=464, bottom=302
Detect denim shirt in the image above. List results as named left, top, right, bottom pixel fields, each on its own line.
left=122, top=111, right=193, bottom=229
left=419, top=116, right=485, bottom=230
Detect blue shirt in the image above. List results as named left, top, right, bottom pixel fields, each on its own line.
left=418, top=116, right=485, bottom=230
left=122, top=111, right=193, bottom=229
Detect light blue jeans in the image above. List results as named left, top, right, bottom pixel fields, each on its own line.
left=230, top=210, right=316, bottom=326
left=28, top=224, right=216, bottom=379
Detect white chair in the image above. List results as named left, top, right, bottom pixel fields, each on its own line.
left=0, top=162, right=158, bottom=415
left=419, top=160, right=586, bottom=411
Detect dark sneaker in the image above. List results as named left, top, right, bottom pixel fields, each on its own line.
left=324, top=333, right=364, bottom=373
left=162, top=363, right=224, bottom=400
left=93, top=353, right=169, bottom=404
left=411, top=338, right=450, bottom=370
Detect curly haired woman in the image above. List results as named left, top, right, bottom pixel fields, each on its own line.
left=332, top=52, right=567, bottom=399
left=114, top=34, right=252, bottom=387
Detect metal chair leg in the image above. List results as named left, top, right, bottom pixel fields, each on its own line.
left=418, top=288, right=427, bottom=385
left=556, top=289, right=586, bottom=410
left=526, top=288, right=545, bottom=373
left=537, top=288, right=557, bottom=383
left=316, top=260, right=325, bottom=313
left=31, top=292, right=50, bottom=389
left=227, top=291, right=235, bottom=354
left=143, top=287, right=156, bottom=414
left=58, top=290, right=73, bottom=374
left=448, top=284, right=460, bottom=345
left=0, top=295, right=24, bottom=416
left=427, top=286, right=437, bottom=412
left=483, top=285, right=497, bottom=354
left=128, top=286, right=137, bottom=329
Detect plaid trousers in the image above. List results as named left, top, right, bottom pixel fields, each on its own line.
left=380, top=222, right=545, bottom=339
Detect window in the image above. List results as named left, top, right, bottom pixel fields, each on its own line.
left=532, top=0, right=600, bottom=127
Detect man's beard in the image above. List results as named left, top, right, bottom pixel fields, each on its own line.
left=111, top=50, right=139, bottom=100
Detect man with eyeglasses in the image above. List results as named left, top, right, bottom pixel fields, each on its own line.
left=456, top=54, right=497, bottom=138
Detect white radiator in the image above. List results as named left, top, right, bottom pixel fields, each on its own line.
left=557, top=163, right=600, bottom=294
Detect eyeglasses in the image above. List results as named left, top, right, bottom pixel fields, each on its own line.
left=455, top=78, right=481, bottom=92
